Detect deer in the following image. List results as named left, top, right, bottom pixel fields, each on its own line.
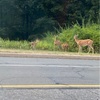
left=61, top=43, right=69, bottom=51
left=54, top=36, right=61, bottom=50
left=30, top=39, right=39, bottom=50
left=74, top=35, right=94, bottom=53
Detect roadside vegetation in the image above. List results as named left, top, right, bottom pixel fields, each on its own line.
left=0, top=23, right=99, bottom=53
left=0, top=0, right=99, bottom=54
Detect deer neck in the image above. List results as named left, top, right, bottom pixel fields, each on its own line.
left=74, top=37, right=79, bottom=43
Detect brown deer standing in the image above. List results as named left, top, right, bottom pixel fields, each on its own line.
left=74, top=35, right=94, bottom=53
left=61, top=43, right=69, bottom=51
left=30, top=39, right=39, bottom=49
left=54, top=36, right=61, bottom=50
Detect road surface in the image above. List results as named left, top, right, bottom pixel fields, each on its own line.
left=0, top=56, right=99, bottom=100
left=0, top=57, right=99, bottom=85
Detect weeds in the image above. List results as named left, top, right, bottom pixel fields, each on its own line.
left=0, top=23, right=99, bottom=53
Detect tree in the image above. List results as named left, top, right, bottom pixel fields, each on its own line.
left=65, top=0, right=99, bottom=25
left=0, top=0, right=99, bottom=40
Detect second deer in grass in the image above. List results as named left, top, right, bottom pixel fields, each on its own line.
left=30, top=39, right=39, bottom=49
left=61, top=43, right=69, bottom=51
left=54, top=36, right=69, bottom=51
left=74, top=35, right=94, bottom=53
left=54, top=36, right=61, bottom=50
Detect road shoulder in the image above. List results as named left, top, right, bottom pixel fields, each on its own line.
left=0, top=49, right=99, bottom=60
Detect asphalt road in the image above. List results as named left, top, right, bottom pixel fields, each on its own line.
left=0, top=57, right=99, bottom=85
left=0, top=56, right=100, bottom=100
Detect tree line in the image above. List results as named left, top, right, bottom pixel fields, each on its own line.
left=0, top=0, right=99, bottom=40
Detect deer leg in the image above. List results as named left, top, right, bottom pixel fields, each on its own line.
left=88, top=46, right=94, bottom=53
left=90, top=46, right=94, bottom=53
left=88, top=46, right=91, bottom=53
left=78, top=46, right=82, bottom=53
left=58, top=45, right=61, bottom=51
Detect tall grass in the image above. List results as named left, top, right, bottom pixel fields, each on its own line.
left=0, top=23, right=99, bottom=53
left=36, top=32, right=54, bottom=50
left=36, top=23, right=100, bottom=53
left=0, top=38, right=30, bottom=50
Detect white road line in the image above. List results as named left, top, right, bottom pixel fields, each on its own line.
left=0, top=64, right=99, bottom=68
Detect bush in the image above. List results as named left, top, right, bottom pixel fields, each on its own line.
left=0, top=23, right=99, bottom=53
left=38, top=23, right=99, bottom=53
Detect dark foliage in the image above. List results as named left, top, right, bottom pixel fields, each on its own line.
left=0, top=0, right=99, bottom=40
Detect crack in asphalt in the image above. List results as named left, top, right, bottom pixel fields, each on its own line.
left=47, top=77, right=61, bottom=85
left=74, top=68, right=85, bottom=79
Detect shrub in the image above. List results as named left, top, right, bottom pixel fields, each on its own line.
left=0, top=23, right=99, bottom=53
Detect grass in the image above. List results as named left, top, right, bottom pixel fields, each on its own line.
left=0, top=48, right=100, bottom=57
left=0, top=23, right=99, bottom=54
left=36, top=23, right=100, bottom=53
